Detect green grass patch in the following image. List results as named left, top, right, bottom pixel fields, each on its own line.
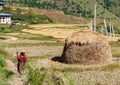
left=5, top=32, right=55, bottom=40
left=0, top=69, right=14, bottom=79
left=0, top=24, right=27, bottom=33
left=52, top=63, right=120, bottom=72
left=0, top=47, right=13, bottom=60
left=64, top=73, right=74, bottom=85
left=0, top=57, right=6, bottom=68
left=109, top=41, right=120, bottom=47
left=27, top=62, right=120, bottom=85
left=27, top=66, right=66, bottom=85
left=49, top=25, right=87, bottom=29
left=3, top=6, right=54, bottom=24
left=27, top=67, right=46, bottom=85
left=0, top=48, right=14, bottom=84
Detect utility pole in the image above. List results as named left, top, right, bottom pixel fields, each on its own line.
left=104, top=19, right=108, bottom=36
left=94, top=4, right=97, bottom=32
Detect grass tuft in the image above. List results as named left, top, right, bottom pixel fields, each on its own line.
left=27, top=67, right=46, bottom=85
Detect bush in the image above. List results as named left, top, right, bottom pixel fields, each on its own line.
left=0, top=24, right=26, bottom=33
left=0, top=57, right=6, bottom=68
left=0, top=69, right=14, bottom=79
left=27, top=67, right=46, bottom=85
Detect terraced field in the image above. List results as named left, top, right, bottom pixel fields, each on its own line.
left=23, top=24, right=88, bottom=39
left=0, top=24, right=120, bottom=85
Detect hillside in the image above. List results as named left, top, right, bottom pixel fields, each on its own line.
left=1, top=6, right=90, bottom=24
left=0, top=0, right=120, bottom=30
left=2, top=0, right=120, bottom=20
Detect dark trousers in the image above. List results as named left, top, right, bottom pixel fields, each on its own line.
left=17, top=62, right=25, bottom=75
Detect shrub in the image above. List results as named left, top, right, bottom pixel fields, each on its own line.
left=0, top=57, right=6, bottom=68
left=27, top=67, right=46, bottom=85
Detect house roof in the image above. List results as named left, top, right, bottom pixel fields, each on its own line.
left=0, top=13, right=12, bottom=17
left=0, top=2, right=5, bottom=5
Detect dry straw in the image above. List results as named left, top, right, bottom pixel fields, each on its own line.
left=61, top=30, right=112, bottom=65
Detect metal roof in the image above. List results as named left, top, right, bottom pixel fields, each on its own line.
left=0, top=2, right=5, bottom=5
left=0, top=13, right=12, bottom=17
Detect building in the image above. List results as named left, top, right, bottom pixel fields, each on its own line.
left=12, top=20, right=20, bottom=25
left=0, top=13, right=12, bottom=24
left=0, top=2, right=5, bottom=10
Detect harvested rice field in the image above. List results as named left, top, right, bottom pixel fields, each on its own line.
left=0, top=24, right=120, bottom=85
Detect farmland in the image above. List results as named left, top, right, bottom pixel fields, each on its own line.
left=0, top=24, right=120, bottom=85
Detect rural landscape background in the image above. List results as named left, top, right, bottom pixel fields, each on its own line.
left=0, top=0, right=120, bottom=85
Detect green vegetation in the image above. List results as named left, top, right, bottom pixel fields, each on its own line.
left=2, top=6, right=53, bottom=24
left=109, top=41, right=120, bottom=57
left=109, top=41, right=120, bottom=47
left=97, top=0, right=120, bottom=17
left=0, top=48, right=14, bottom=84
left=27, top=67, right=46, bottom=85
left=0, top=37, right=119, bottom=84
left=49, top=25, right=87, bottom=29
left=27, top=66, right=73, bottom=85
left=64, top=73, right=74, bottom=85
left=0, top=24, right=27, bottom=33
left=4, top=0, right=120, bottom=19
left=4, top=32, right=55, bottom=40
left=114, top=28, right=120, bottom=34
left=26, top=61, right=120, bottom=84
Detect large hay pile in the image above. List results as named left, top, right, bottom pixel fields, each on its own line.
left=61, top=30, right=112, bottom=65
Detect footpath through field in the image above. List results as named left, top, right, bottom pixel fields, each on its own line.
left=5, top=59, right=26, bottom=85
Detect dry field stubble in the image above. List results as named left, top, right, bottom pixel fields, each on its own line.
left=1, top=24, right=120, bottom=85
left=4, top=45, right=64, bottom=57
left=23, top=24, right=88, bottom=39
left=3, top=42, right=120, bottom=85
left=29, top=58, right=120, bottom=85
left=112, top=47, right=120, bottom=57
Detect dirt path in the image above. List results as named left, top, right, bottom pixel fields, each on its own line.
left=5, top=59, right=25, bottom=85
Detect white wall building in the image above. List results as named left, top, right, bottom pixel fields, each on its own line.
left=0, top=2, right=5, bottom=10
left=0, top=13, right=12, bottom=24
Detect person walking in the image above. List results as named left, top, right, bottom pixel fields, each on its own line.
left=16, top=50, right=27, bottom=75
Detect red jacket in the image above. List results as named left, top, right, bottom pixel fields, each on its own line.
left=17, top=55, right=27, bottom=62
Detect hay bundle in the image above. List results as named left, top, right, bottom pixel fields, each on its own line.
left=61, top=30, right=112, bottom=65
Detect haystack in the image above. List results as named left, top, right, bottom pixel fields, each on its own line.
left=61, top=30, right=112, bottom=65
